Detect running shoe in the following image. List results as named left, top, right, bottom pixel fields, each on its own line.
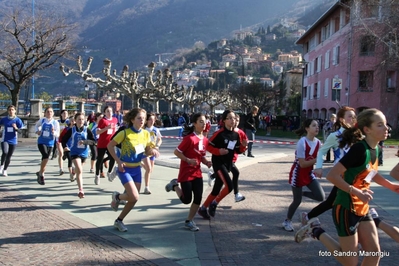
left=2, top=170, right=7, bottom=177
left=197, top=207, right=210, bottom=220
left=295, top=218, right=321, bottom=243
left=300, top=212, right=308, bottom=226
left=59, top=169, right=64, bottom=176
left=108, top=167, right=117, bottom=182
left=282, top=219, right=294, bottom=232
left=0, top=165, right=3, bottom=173
left=235, top=192, right=246, bottom=202
left=165, top=179, right=178, bottom=192
left=111, top=191, right=120, bottom=211
left=94, top=175, right=100, bottom=185
left=114, top=220, right=128, bottom=232
left=185, top=220, right=199, bottom=231
left=208, top=201, right=218, bottom=217
left=70, top=173, right=76, bottom=182
left=78, top=190, right=85, bottom=199
left=369, top=208, right=379, bottom=219
left=36, top=172, right=45, bottom=185
left=207, top=171, right=215, bottom=187
left=89, top=169, right=94, bottom=173
left=143, top=187, right=152, bottom=195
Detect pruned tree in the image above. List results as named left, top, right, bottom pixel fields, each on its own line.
left=347, top=0, right=399, bottom=63
left=230, top=83, right=275, bottom=113
left=0, top=7, right=75, bottom=110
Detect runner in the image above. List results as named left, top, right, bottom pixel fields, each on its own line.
left=282, top=118, right=325, bottom=232
left=108, top=108, right=160, bottom=232
left=142, top=112, right=162, bottom=194
left=88, top=112, right=103, bottom=173
left=59, top=116, right=75, bottom=181
left=198, top=110, right=246, bottom=218
left=295, top=108, right=399, bottom=265
left=0, top=105, right=24, bottom=176
left=165, top=113, right=212, bottom=231
left=95, top=106, right=117, bottom=185
left=56, top=109, right=69, bottom=175
left=244, top=106, right=258, bottom=157
left=61, top=112, right=95, bottom=198
left=34, top=107, right=60, bottom=185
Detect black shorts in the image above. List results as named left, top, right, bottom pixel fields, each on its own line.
left=70, top=155, right=87, bottom=163
left=332, top=204, right=373, bottom=237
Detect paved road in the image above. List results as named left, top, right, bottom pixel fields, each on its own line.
left=0, top=137, right=398, bottom=265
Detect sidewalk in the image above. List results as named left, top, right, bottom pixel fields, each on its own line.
left=1, top=138, right=398, bottom=265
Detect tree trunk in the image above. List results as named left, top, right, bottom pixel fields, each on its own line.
left=10, top=86, right=20, bottom=114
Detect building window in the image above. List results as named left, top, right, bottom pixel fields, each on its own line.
left=302, top=86, right=307, bottom=99
left=360, top=35, right=376, bottom=56
left=324, top=78, right=329, bottom=97
left=325, top=50, right=330, bottom=69
left=314, top=82, right=318, bottom=99
left=332, top=45, right=340, bottom=65
left=386, top=71, right=396, bottom=92
left=361, top=1, right=379, bottom=18
left=358, top=71, right=374, bottom=92
left=332, top=88, right=341, bottom=101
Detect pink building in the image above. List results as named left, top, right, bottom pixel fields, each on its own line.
left=296, top=0, right=399, bottom=127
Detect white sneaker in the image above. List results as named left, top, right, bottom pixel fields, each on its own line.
left=108, top=167, right=117, bottom=182
left=235, top=192, right=245, bottom=202
left=3, top=170, right=7, bottom=177
left=59, top=169, right=64, bottom=176
left=114, top=220, right=127, bottom=232
left=0, top=165, right=3, bottom=173
left=143, top=187, right=151, bottom=194
left=70, top=173, right=76, bottom=182
left=300, top=212, right=308, bottom=226
left=282, top=219, right=294, bottom=232
left=207, top=170, right=215, bottom=187
left=94, top=175, right=100, bottom=185
left=295, top=218, right=321, bottom=243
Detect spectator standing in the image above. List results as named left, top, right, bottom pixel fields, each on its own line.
left=322, top=114, right=336, bottom=162
left=244, top=106, right=259, bottom=158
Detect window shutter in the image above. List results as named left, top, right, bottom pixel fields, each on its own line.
left=310, top=84, right=314, bottom=99
left=332, top=47, right=337, bottom=65
left=324, top=78, right=329, bottom=97
left=317, top=56, right=322, bottom=73
left=317, top=81, right=321, bottom=98
left=325, top=51, right=330, bottom=69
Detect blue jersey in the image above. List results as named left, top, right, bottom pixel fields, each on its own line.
left=36, top=118, right=60, bottom=147
left=69, top=126, right=89, bottom=158
left=0, top=116, right=24, bottom=145
left=90, top=122, right=99, bottom=141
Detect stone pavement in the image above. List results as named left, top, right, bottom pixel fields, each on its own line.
left=0, top=138, right=399, bottom=265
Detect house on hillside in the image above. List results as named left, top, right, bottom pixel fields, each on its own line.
left=296, top=0, right=399, bottom=127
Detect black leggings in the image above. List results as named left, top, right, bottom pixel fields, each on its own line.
left=307, top=186, right=338, bottom=220
left=231, top=163, right=240, bottom=194
left=95, top=147, right=115, bottom=175
left=1, top=142, right=16, bottom=170
left=212, top=163, right=240, bottom=194
left=38, top=144, right=52, bottom=160
left=180, top=178, right=203, bottom=205
left=211, top=164, right=233, bottom=196
left=90, top=145, right=97, bottom=161
left=63, top=151, right=73, bottom=168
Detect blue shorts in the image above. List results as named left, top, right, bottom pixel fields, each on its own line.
left=118, top=166, right=142, bottom=185
left=142, top=155, right=155, bottom=161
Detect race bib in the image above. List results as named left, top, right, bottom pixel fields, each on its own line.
left=199, top=140, right=203, bottom=151
left=227, top=140, right=237, bottom=150
left=364, top=169, right=377, bottom=183
left=7, top=127, right=13, bottom=133
left=43, top=131, right=50, bottom=137
left=107, top=128, right=113, bottom=135
left=134, top=144, right=145, bottom=154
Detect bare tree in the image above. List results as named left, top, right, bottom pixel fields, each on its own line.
left=230, top=83, right=275, bottom=113
left=0, top=8, right=75, bottom=110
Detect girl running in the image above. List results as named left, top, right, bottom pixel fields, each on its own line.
left=142, top=112, right=162, bottom=194
left=0, top=105, right=24, bottom=176
left=59, top=116, right=76, bottom=181
left=300, top=106, right=356, bottom=225
left=199, top=110, right=246, bottom=218
left=282, top=118, right=325, bottom=232
left=295, top=108, right=399, bottom=265
left=108, top=108, right=160, bottom=232
left=164, top=113, right=212, bottom=231
left=35, top=107, right=60, bottom=185
left=56, top=109, right=69, bottom=175
left=88, top=112, right=103, bottom=173
left=95, top=106, right=117, bottom=185
left=62, top=113, right=95, bottom=198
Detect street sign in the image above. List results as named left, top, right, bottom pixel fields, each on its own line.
left=332, top=78, right=342, bottom=90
